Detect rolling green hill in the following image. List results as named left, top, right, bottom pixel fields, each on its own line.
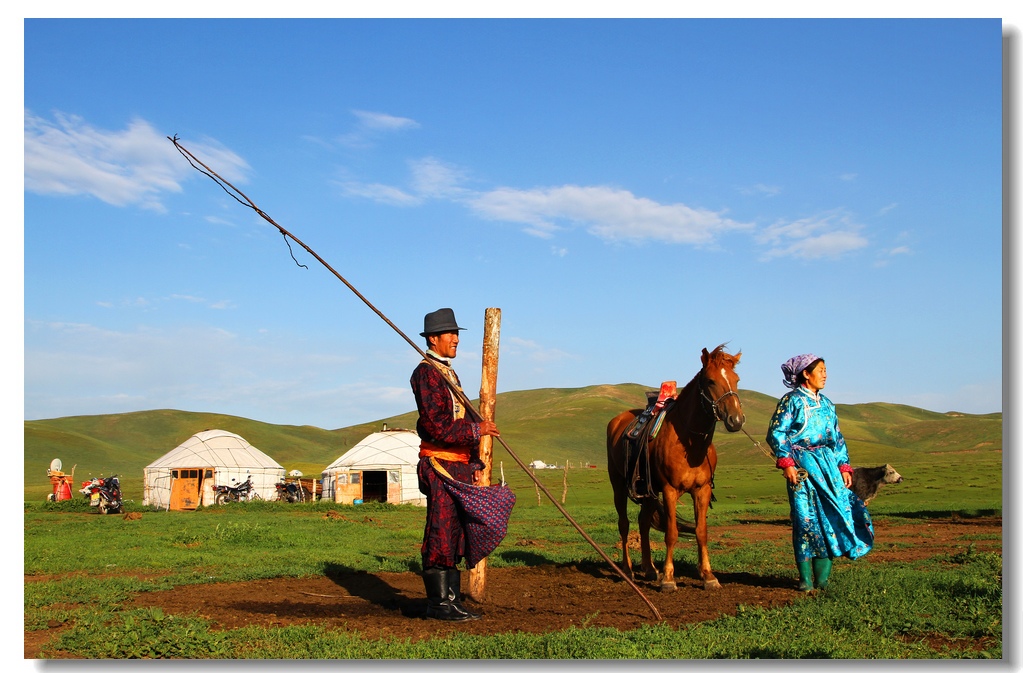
left=24, top=384, right=1002, bottom=501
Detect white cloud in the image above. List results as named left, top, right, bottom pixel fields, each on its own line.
left=336, top=180, right=422, bottom=206
left=873, top=244, right=912, bottom=267
left=756, top=211, right=868, bottom=260
left=740, top=183, right=782, bottom=197
left=878, top=202, right=899, bottom=216
left=337, top=158, right=881, bottom=257
left=503, top=336, right=576, bottom=364
left=409, top=157, right=469, bottom=198
left=339, top=158, right=752, bottom=246
left=24, top=111, right=249, bottom=212
left=352, top=110, right=420, bottom=132
left=470, top=185, right=752, bottom=245
left=204, top=215, right=237, bottom=227
left=170, top=294, right=206, bottom=304
left=95, top=293, right=236, bottom=312
left=338, top=109, right=420, bottom=148
left=839, top=173, right=858, bottom=181
left=22, top=319, right=410, bottom=427
left=119, top=297, right=150, bottom=309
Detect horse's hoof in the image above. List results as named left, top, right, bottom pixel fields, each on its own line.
left=658, top=581, right=677, bottom=592
left=704, top=579, right=722, bottom=590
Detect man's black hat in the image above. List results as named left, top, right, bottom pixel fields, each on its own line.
left=421, top=308, right=466, bottom=337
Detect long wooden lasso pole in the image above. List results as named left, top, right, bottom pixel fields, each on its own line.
left=168, top=135, right=662, bottom=621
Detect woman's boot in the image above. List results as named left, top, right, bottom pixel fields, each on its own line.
left=812, top=557, right=833, bottom=589
left=796, top=560, right=814, bottom=592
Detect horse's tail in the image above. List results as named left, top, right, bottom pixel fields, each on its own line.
left=648, top=498, right=696, bottom=537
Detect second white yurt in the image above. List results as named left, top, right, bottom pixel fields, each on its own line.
left=321, top=428, right=425, bottom=506
left=143, top=429, right=286, bottom=510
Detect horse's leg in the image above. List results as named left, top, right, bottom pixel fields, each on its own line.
left=658, top=485, right=680, bottom=592
left=693, top=483, right=721, bottom=590
left=607, top=426, right=635, bottom=580
left=637, top=500, right=658, bottom=581
left=611, top=473, right=634, bottom=579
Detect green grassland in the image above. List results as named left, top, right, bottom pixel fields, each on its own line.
left=24, top=383, right=1002, bottom=505
left=23, top=384, right=1002, bottom=658
left=25, top=466, right=1002, bottom=658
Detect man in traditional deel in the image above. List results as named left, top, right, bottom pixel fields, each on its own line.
left=410, top=308, right=501, bottom=621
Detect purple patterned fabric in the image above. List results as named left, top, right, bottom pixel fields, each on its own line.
left=429, top=458, right=516, bottom=568
left=418, top=457, right=474, bottom=568
left=781, top=353, right=821, bottom=389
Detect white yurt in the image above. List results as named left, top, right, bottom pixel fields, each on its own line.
left=321, top=428, right=425, bottom=506
left=143, top=429, right=285, bottom=510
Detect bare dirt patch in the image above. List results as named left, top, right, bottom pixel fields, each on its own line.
left=26, top=517, right=1001, bottom=657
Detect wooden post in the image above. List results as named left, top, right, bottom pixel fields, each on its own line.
left=561, top=464, right=569, bottom=504
left=468, top=307, right=501, bottom=602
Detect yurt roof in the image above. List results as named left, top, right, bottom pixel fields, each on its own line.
left=324, top=429, right=421, bottom=471
left=146, top=429, right=284, bottom=470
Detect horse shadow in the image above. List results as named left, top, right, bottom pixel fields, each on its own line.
left=567, top=558, right=793, bottom=589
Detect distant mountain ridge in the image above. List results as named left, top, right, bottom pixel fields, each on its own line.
left=24, top=384, right=1001, bottom=499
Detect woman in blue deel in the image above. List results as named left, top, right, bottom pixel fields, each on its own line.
left=767, top=354, right=874, bottom=591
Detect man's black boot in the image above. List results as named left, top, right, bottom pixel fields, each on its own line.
left=422, top=567, right=474, bottom=621
left=445, top=568, right=481, bottom=620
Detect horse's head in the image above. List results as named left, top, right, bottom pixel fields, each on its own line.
left=700, top=345, right=745, bottom=432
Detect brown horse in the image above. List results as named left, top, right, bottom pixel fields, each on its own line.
left=606, top=345, right=745, bottom=591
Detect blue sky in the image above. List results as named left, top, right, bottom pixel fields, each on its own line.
left=21, top=17, right=1009, bottom=430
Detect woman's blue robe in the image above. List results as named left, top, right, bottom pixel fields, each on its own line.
left=767, top=387, right=874, bottom=561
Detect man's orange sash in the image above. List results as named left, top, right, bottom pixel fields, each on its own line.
left=419, top=441, right=471, bottom=463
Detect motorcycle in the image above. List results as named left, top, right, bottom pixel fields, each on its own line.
left=214, top=476, right=258, bottom=504
left=79, top=475, right=123, bottom=514
left=274, top=479, right=309, bottom=503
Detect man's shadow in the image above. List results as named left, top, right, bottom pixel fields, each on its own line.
left=324, top=562, right=423, bottom=617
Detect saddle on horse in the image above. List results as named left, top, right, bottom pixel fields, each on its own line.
left=623, top=381, right=677, bottom=502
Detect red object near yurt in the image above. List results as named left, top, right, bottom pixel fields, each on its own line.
left=47, top=458, right=75, bottom=502
left=53, top=478, right=72, bottom=501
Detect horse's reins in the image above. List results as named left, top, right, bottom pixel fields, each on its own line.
left=697, top=377, right=811, bottom=497
left=168, top=136, right=663, bottom=622
left=697, top=372, right=776, bottom=462
left=713, top=380, right=805, bottom=482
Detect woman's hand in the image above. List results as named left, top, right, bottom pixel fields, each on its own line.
left=842, top=470, right=853, bottom=489
left=782, top=466, right=800, bottom=486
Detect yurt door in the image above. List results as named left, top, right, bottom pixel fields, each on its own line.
left=362, top=471, right=388, bottom=503
left=170, top=468, right=203, bottom=510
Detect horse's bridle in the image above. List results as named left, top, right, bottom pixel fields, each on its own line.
left=698, top=369, right=742, bottom=423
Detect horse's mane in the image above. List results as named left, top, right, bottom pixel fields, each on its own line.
left=707, top=343, right=741, bottom=367
left=680, top=344, right=741, bottom=392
